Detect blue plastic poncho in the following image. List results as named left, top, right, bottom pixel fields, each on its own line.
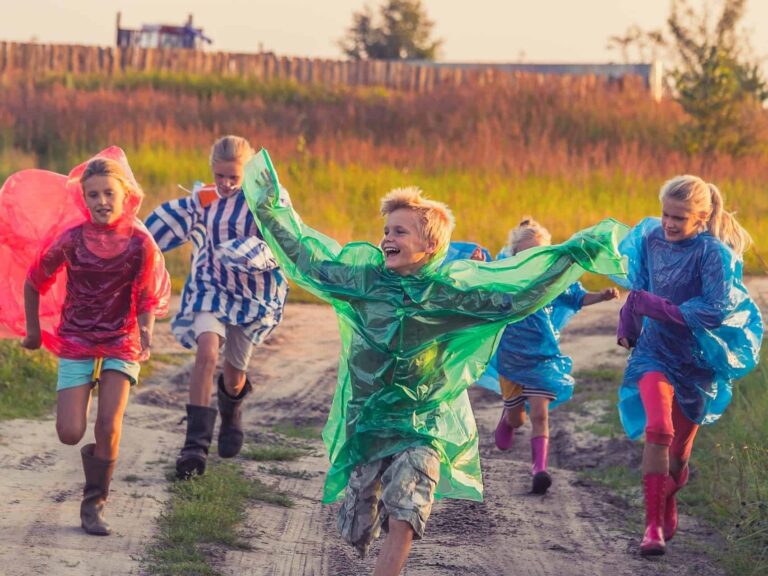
left=243, top=149, right=629, bottom=503
left=445, top=241, right=492, bottom=263
left=477, top=283, right=587, bottom=409
left=614, top=218, right=763, bottom=439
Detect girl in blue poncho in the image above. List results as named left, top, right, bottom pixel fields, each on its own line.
left=616, top=175, right=762, bottom=556
left=490, top=218, right=618, bottom=494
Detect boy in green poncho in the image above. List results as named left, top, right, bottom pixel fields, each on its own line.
left=243, top=150, right=627, bottom=576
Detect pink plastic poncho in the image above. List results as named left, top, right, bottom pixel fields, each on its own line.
left=0, top=147, right=171, bottom=360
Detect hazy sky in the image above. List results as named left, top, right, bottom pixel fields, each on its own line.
left=3, top=0, right=768, bottom=64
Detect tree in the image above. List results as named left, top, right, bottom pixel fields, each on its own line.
left=607, top=0, right=768, bottom=158
left=666, top=0, right=768, bottom=157
left=339, top=0, right=442, bottom=61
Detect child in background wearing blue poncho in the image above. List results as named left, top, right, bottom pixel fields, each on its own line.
left=491, top=218, right=618, bottom=494
left=616, top=176, right=762, bottom=556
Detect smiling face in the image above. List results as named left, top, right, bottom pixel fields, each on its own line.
left=213, top=160, right=245, bottom=198
left=661, top=197, right=706, bottom=242
left=380, top=208, right=437, bottom=275
left=82, top=175, right=126, bottom=225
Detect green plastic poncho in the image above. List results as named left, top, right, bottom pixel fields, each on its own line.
left=243, top=149, right=628, bottom=504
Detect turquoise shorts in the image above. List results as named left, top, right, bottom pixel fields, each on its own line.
left=57, top=358, right=141, bottom=391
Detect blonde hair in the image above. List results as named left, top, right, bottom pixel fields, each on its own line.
left=660, top=175, right=752, bottom=254
left=507, top=216, right=552, bottom=255
left=380, top=186, right=455, bottom=253
left=209, top=135, right=255, bottom=167
left=80, top=158, right=134, bottom=194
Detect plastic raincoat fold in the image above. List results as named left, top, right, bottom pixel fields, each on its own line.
left=244, top=149, right=629, bottom=503
left=613, top=218, right=763, bottom=439
left=0, top=147, right=171, bottom=360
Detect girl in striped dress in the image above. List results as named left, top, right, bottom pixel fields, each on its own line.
left=492, top=218, right=618, bottom=494
left=146, top=135, right=288, bottom=479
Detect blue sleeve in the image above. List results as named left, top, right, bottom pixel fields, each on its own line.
left=679, top=242, right=733, bottom=330
left=550, top=282, right=588, bottom=331
left=145, top=196, right=202, bottom=252
left=612, top=217, right=656, bottom=290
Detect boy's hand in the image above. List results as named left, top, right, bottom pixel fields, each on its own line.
left=600, top=287, right=620, bottom=302
left=618, top=337, right=632, bottom=350
left=20, top=332, right=42, bottom=350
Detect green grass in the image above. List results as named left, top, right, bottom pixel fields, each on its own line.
left=679, top=349, right=768, bottom=576
left=142, top=461, right=291, bottom=576
left=261, top=465, right=315, bottom=480
left=240, top=443, right=310, bottom=462
left=0, top=341, right=58, bottom=420
left=584, top=464, right=641, bottom=496
left=36, top=72, right=384, bottom=106
left=272, top=423, right=323, bottom=441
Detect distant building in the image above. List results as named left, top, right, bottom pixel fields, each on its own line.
left=412, top=61, right=664, bottom=101
left=115, top=12, right=212, bottom=50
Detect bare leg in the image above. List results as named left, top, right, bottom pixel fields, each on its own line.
left=56, top=383, right=93, bottom=445
left=642, top=442, right=670, bottom=475
left=222, top=360, right=247, bottom=397
left=528, top=397, right=550, bottom=438
left=505, top=403, right=526, bottom=428
left=93, top=370, right=131, bottom=461
left=373, top=518, right=414, bottom=576
left=190, top=332, right=220, bottom=406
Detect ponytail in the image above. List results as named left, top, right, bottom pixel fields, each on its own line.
left=707, top=183, right=752, bottom=255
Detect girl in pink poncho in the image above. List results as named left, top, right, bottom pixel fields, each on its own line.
left=0, top=147, right=170, bottom=536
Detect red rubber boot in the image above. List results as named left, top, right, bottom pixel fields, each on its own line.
left=640, top=473, right=668, bottom=556
left=664, top=465, right=689, bottom=541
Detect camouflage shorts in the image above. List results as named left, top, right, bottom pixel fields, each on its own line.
left=337, top=445, right=440, bottom=557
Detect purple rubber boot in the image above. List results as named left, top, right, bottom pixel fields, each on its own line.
left=494, top=409, right=516, bottom=451
left=531, top=436, right=552, bottom=494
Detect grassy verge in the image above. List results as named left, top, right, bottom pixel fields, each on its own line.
left=575, top=357, right=768, bottom=575
left=681, top=349, right=768, bottom=576
left=142, top=461, right=291, bottom=576
left=241, top=443, right=310, bottom=462
left=0, top=341, right=58, bottom=420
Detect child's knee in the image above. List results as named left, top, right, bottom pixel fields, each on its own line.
left=529, top=408, right=547, bottom=428
left=56, top=421, right=85, bottom=445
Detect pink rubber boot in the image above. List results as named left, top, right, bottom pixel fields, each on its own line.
left=494, top=408, right=516, bottom=451
left=530, top=436, right=551, bottom=494
left=640, top=473, right=668, bottom=556
left=664, top=466, right=689, bottom=541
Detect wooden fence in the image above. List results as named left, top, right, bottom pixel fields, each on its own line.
left=0, top=41, right=655, bottom=97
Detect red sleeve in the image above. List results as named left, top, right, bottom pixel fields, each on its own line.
left=27, top=230, right=71, bottom=293
left=135, top=226, right=171, bottom=317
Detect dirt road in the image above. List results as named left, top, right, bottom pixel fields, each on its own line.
left=5, top=279, right=765, bottom=575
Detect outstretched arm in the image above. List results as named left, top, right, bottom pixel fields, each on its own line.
left=242, top=149, right=379, bottom=302
left=582, top=287, right=620, bottom=307
left=145, top=195, right=203, bottom=252
left=436, top=219, right=628, bottom=323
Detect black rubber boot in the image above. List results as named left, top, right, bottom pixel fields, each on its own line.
left=80, top=443, right=115, bottom=536
left=175, top=404, right=217, bottom=480
left=217, top=374, right=252, bottom=458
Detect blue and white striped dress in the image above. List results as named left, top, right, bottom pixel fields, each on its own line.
left=145, top=189, right=288, bottom=349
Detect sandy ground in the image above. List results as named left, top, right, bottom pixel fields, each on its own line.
left=2, top=279, right=766, bottom=576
